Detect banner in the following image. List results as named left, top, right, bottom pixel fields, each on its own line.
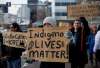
left=3, top=32, right=27, bottom=49
left=27, top=27, right=69, bottom=62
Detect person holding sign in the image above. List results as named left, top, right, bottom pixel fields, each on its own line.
left=6, top=22, right=25, bottom=68
left=70, top=17, right=90, bottom=68
left=40, top=17, right=65, bottom=68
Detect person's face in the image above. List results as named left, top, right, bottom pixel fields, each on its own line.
left=90, top=24, right=97, bottom=33
left=10, top=25, right=17, bottom=32
left=73, top=21, right=81, bottom=29
left=44, top=23, right=53, bottom=27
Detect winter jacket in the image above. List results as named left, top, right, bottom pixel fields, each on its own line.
left=71, top=28, right=88, bottom=64
left=0, top=33, right=7, bottom=68
left=93, top=31, right=100, bottom=53
left=87, top=33, right=95, bottom=54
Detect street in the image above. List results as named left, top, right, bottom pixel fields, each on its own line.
left=22, top=61, right=100, bottom=68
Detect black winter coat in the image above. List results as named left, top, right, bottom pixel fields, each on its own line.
left=69, top=29, right=88, bottom=64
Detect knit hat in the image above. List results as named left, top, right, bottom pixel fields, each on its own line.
left=43, top=17, right=56, bottom=27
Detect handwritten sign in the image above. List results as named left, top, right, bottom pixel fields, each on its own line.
left=3, top=32, right=27, bottom=49
left=27, top=27, right=69, bottom=62
left=68, top=4, right=100, bottom=19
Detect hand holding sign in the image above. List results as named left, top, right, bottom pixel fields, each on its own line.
left=27, top=27, right=69, bottom=62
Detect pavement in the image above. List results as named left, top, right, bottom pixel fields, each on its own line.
left=21, top=61, right=100, bottom=68
left=21, top=54, right=100, bottom=68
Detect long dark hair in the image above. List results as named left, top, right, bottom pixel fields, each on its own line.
left=79, top=17, right=90, bottom=35
left=11, top=23, right=21, bottom=32
left=78, top=17, right=90, bottom=52
left=97, top=25, right=100, bottom=31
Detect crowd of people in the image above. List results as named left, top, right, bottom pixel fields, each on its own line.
left=0, top=16, right=100, bottom=68
left=64, top=17, right=100, bottom=68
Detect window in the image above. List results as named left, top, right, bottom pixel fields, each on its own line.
left=55, top=12, right=67, bottom=16
left=55, top=2, right=76, bottom=6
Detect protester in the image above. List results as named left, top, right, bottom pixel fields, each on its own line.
left=0, top=32, right=7, bottom=68
left=93, top=25, right=100, bottom=67
left=40, top=17, right=65, bottom=68
left=70, top=17, right=90, bottom=68
left=6, top=22, right=25, bottom=68
left=87, top=24, right=97, bottom=66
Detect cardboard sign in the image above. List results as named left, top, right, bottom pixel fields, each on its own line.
left=3, top=32, right=27, bottom=49
left=68, top=4, right=100, bottom=19
left=27, top=27, right=69, bottom=62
